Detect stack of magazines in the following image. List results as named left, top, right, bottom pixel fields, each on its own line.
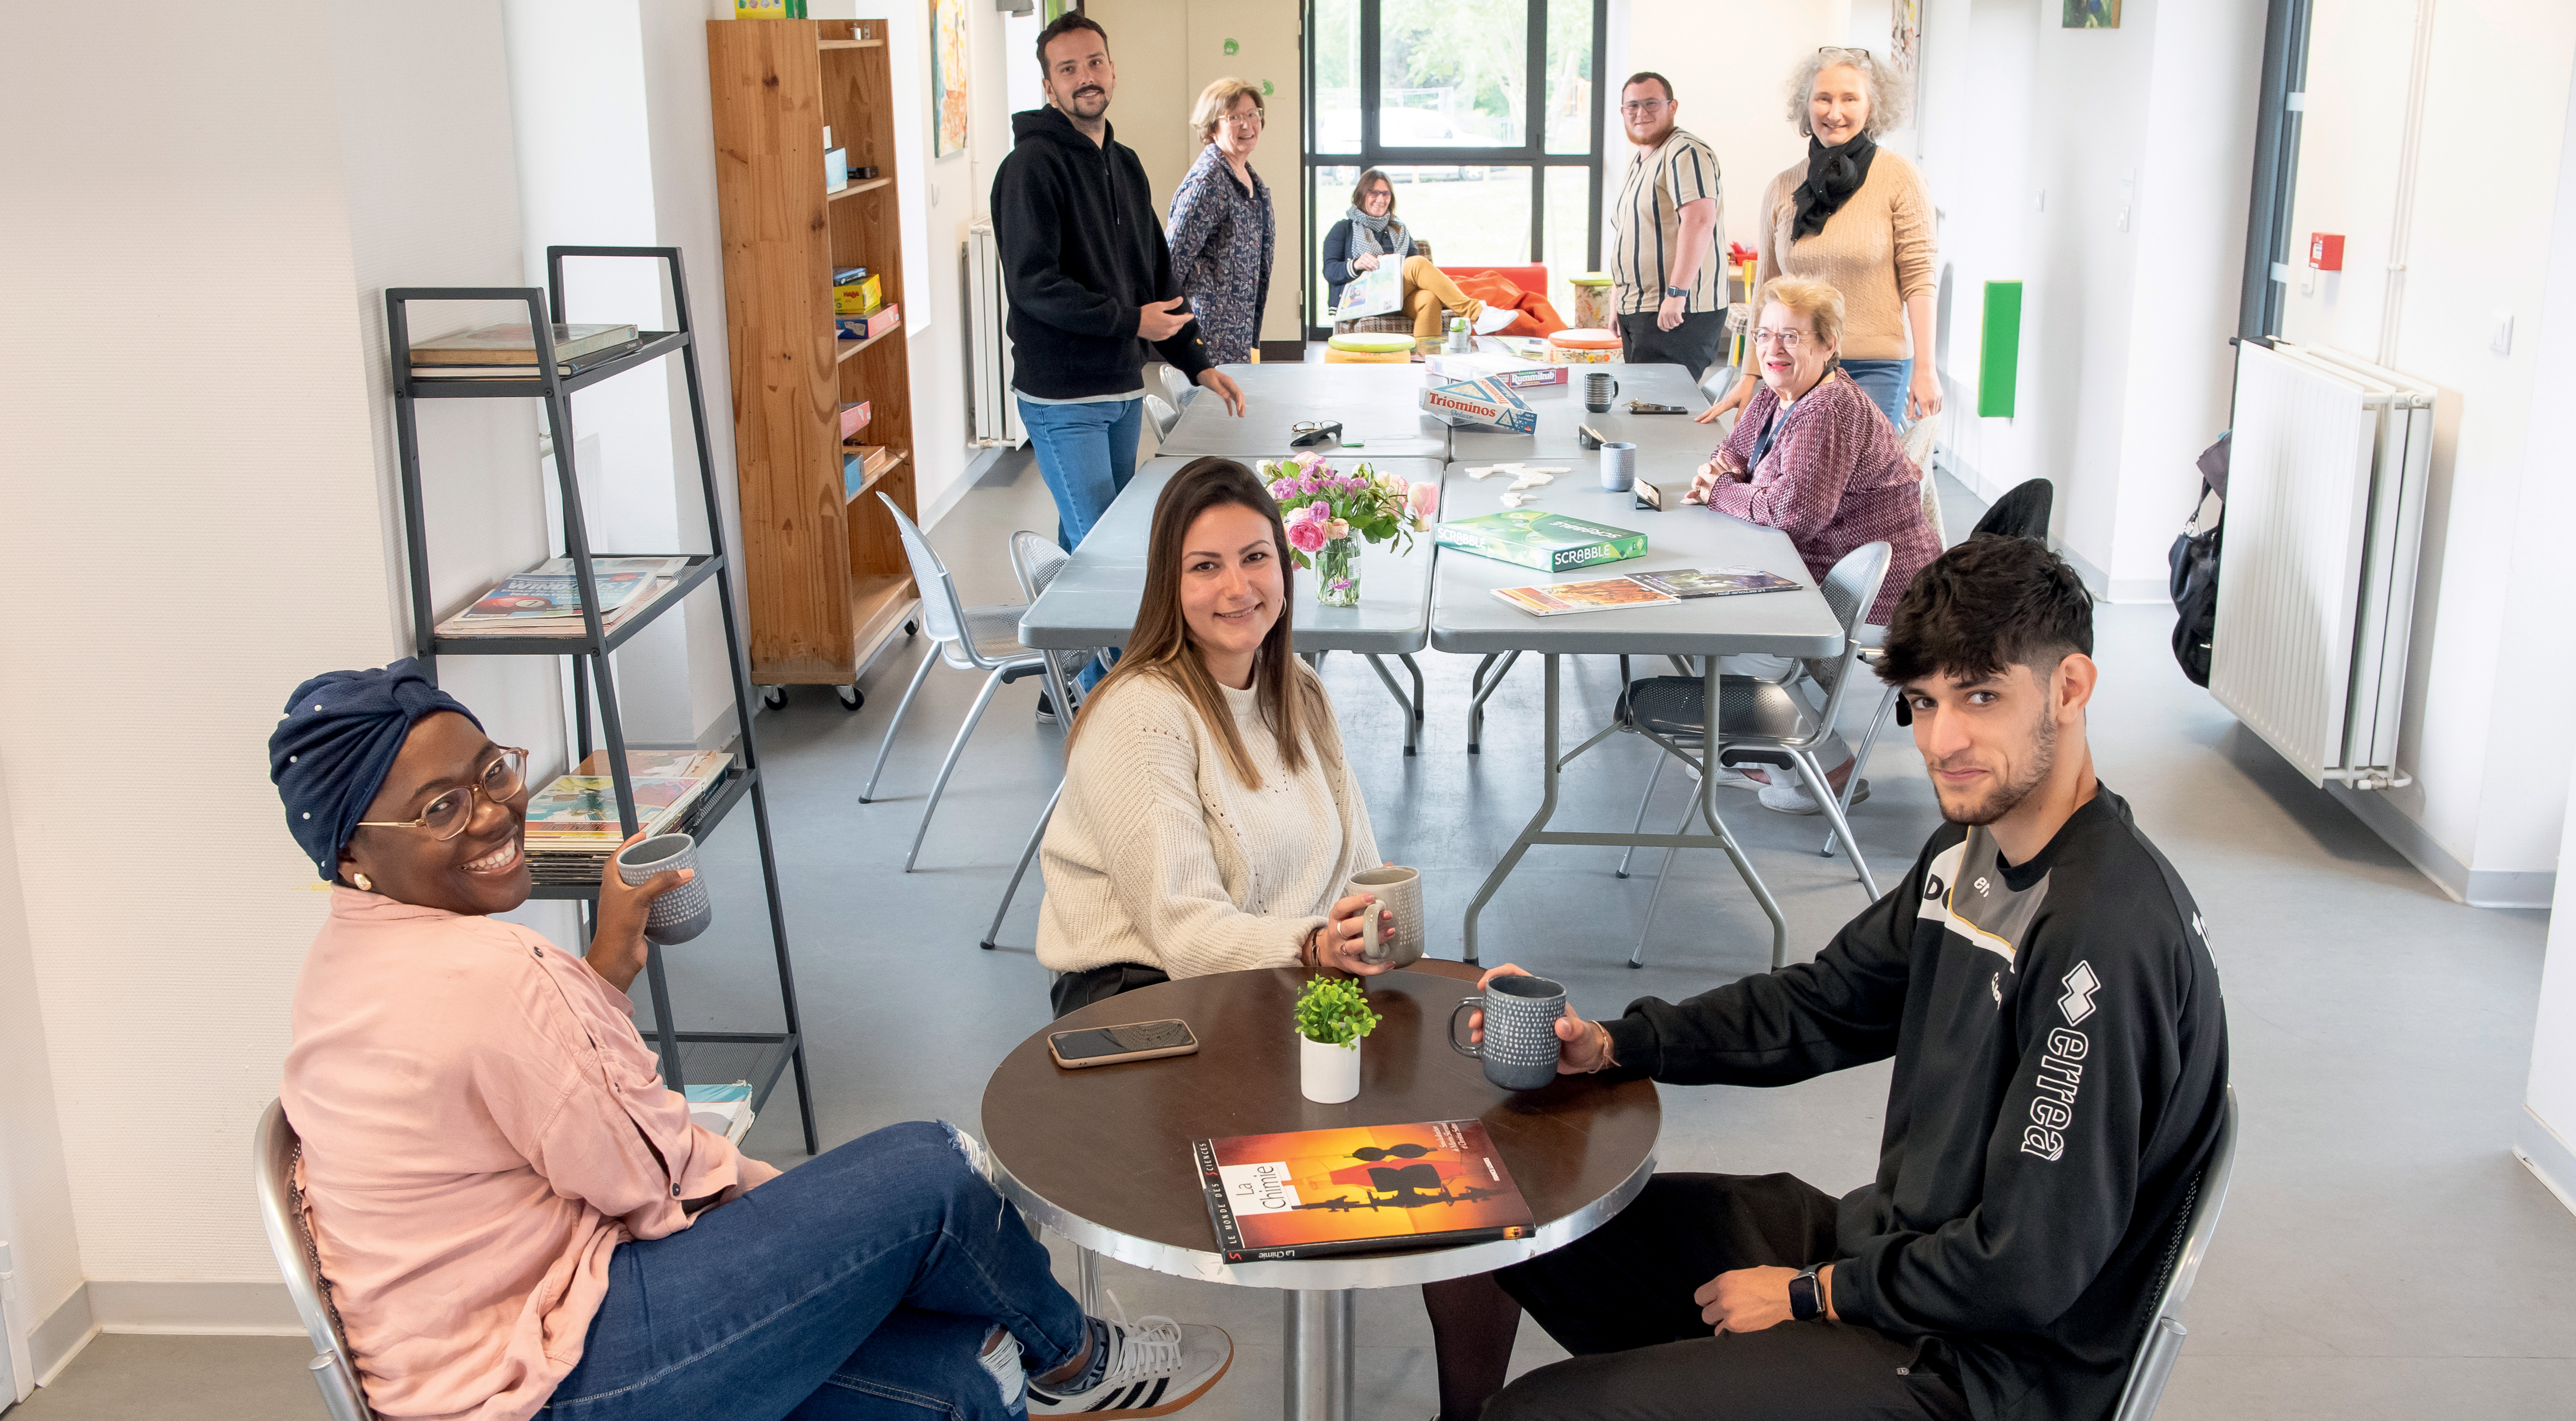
left=408, top=322, right=641, bottom=380
left=525, top=749, right=737, bottom=885
left=436, top=557, right=690, bottom=640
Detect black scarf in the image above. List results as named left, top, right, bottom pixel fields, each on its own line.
left=1790, top=133, right=1878, bottom=240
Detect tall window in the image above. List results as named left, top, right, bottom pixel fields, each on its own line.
left=1306, top=0, right=1608, bottom=335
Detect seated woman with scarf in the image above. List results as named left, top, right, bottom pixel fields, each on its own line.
left=269, top=660, right=1231, bottom=1421
left=1320, top=167, right=1483, bottom=341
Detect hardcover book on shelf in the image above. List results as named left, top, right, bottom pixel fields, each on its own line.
left=1435, top=511, right=1648, bottom=573
left=1492, top=577, right=1677, bottom=616
left=523, top=749, right=734, bottom=850
left=408, top=338, right=642, bottom=382
left=1195, top=1119, right=1534, bottom=1262
left=1625, top=568, right=1801, bottom=599
left=410, top=323, right=640, bottom=365
left=440, top=557, right=689, bottom=635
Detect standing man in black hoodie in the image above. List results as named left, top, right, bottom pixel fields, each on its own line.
left=994, top=13, right=1246, bottom=608
left=1424, top=535, right=2231, bottom=1421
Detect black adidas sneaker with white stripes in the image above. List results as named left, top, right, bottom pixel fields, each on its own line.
left=1025, top=1312, right=1231, bottom=1418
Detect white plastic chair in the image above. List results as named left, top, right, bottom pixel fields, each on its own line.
left=1143, top=393, right=1180, bottom=443
left=861, top=498, right=1081, bottom=872
left=2110, top=1084, right=2241, bottom=1421
left=253, top=1099, right=376, bottom=1421
left=1615, top=541, right=1892, bottom=965
left=981, top=530, right=1098, bottom=949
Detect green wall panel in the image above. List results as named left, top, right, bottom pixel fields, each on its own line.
left=1978, top=281, right=2023, bottom=419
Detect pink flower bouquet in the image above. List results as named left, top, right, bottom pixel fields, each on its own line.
left=1255, top=455, right=1430, bottom=571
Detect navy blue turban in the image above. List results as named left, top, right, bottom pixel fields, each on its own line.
left=269, top=659, right=483, bottom=881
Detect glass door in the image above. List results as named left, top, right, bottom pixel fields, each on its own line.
left=1306, top=0, right=1607, bottom=336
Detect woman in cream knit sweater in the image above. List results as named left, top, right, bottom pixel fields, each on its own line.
left=1035, top=457, right=1399, bottom=1018
left=1702, top=48, right=1940, bottom=432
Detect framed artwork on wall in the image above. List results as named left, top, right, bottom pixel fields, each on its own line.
left=932, top=0, right=970, bottom=158
left=2063, top=0, right=2120, bottom=27
left=1891, top=0, right=1920, bottom=77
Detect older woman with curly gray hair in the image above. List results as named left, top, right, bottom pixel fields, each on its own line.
left=1699, top=47, right=1938, bottom=432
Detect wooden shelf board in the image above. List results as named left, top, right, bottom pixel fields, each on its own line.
left=836, top=324, right=901, bottom=363
left=820, top=38, right=884, bottom=49
left=849, top=574, right=916, bottom=657
left=827, top=176, right=892, bottom=203
left=842, top=448, right=910, bottom=504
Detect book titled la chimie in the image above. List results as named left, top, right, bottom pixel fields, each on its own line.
left=1195, top=1119, right=1535, bottom=1262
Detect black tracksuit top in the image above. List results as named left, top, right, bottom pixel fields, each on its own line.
left=991, top=107, right=1213, bottom=400
left=1601, top=786, right=2229, bottom=1421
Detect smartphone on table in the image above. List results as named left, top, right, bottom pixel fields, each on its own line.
left=1047, top=1018, right=1201, bottom=1069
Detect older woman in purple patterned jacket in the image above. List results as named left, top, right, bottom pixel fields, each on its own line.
left=1686, top=274, right=1939, bottom=813
left=1166, top=78, right=1275, bottom=367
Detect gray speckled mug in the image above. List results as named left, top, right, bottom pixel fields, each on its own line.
left=1448, top=974, right=1567, bottom=1091
left=613, top=833, right=711, bottom=945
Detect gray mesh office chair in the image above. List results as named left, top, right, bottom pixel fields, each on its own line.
left=980, top=530, right=1098, bottom=949
left=1615, top=541, right=1891, bottom=965
left=254, top=1099, right=376, bottom=1421
left=861, top=497, right=1083, bottom=872
left=2110, top=1083, right=2240, bottom=1421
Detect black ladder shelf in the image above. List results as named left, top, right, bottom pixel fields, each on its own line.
left=387, top=245, right=817, bottom=1154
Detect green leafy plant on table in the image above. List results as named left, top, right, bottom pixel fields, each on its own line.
left=1293, top=976, right=1381, bottom=1049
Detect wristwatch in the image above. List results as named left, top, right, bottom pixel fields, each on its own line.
left=1664, top=285, right=1690, bottom=299
left=1788, top=1265, right=1825, bottom=1322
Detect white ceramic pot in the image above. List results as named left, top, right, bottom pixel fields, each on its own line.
left=1299, top=1033, right=1362, bottom=1104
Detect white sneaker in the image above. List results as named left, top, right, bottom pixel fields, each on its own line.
left=1026, top=1313, right=1232, bottom=1418
left=1757, top=775, right=1869, bottom=815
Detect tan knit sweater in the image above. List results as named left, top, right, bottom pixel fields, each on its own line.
left=1753, top=149, right=1937, bottom=362
left=1036, top=665, right=1381, bottom=979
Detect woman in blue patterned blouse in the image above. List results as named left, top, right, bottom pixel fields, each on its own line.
left=1166, top=78, right=1276, bottom=367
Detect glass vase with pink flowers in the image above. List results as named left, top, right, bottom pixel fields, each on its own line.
left=1257, top=453, right=1439, bottom=608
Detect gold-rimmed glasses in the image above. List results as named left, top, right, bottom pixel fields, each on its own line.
left=1752, top=327, right=1808, bottom=350
left=354, top=747, right=529, bottom=840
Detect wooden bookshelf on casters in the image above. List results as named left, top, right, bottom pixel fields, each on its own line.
left=708, top=16, right=923, bottom=711
left=385, top=247, right=818, bottom=1153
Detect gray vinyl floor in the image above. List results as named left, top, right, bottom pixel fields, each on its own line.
left=18, top=465, right=2576, bottom=1420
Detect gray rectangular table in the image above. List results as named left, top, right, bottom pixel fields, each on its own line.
left=1430, top=456, right=1845, bottom=966
left=1020, top=455, right=1450, bottom=754
left=1157, top=362, right=1453, bottom=459
left=1449, top=362, right=1722, bottom=462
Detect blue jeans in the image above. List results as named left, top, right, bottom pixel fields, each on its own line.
left=1019, top=396, right=1141, bottom=691
left=539, top=1121, right=1086, bottom=1421
left=1839, top=358, right=1911, bottom=429
left=1018, top=397, right=1143, bottom=555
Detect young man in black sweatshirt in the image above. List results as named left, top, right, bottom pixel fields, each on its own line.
left=992, top=13, right=1245, bottom=589
left=1430, top=535, right=2230, bottom=1421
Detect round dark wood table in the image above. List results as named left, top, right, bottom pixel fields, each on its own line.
left=981, top=963, right=1660, bottom=1421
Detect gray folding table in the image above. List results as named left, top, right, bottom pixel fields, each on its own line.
left=1156, top=362, right=1453, bottom=459
left=1429, top=459, right=1844, bottom=966
left=1449, top=362, right=1721, bottom=463
left=1019, top=455, right=1450, bottom=754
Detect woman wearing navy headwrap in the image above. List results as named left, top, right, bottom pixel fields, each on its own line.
left=267, top=660, right=1232, bottom=1421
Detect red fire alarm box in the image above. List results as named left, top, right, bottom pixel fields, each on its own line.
left=2309, top=233, right=2345, bottom=271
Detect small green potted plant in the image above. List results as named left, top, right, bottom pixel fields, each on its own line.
left=1294, top=976, right=1380, bottom=1104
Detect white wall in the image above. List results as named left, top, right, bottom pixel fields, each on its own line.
left=2281, top=1, right=2576, bottom=901
left=0, top=763, right=79, bottom=1391
left=2525, top=748, right=2576, bottom=1216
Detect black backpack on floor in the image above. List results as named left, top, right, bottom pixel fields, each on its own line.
left=2168, top=433, right=2229, bottom=687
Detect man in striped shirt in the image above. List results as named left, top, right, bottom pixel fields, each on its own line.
left=1608, top=73, right=1726, bottom=379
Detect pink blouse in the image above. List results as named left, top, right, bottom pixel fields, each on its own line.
left=1707, top=369, right=1938, bottom=625
left=281, top=889, right=780, bottom=1421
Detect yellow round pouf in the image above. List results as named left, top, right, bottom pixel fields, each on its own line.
left=1325, top=331, right=1418, bottom=364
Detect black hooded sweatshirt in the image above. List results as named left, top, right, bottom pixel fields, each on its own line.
left=1600, top=786, right=2229, bottom=1421
left=991, top=107, right=1212, bottom=400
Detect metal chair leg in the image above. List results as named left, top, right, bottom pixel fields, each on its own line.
left=1615, top=754, right=1667, bottom=878
left=903, top=665, right=1009, bottom=872
left=1794, top=749, right=1880, bottom=899
left=1821, top=686, right=1900, bottom=858
left=983, top=781, right=1065, bottom=949
left=858, top=640, right=941, bottom=803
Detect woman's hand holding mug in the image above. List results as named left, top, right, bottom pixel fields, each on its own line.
left=1310, top=892, right=1399, bottom=975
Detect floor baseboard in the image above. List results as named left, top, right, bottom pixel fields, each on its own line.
left=29, top=1279, right=303, bottom=1384
left=2515, top=1108, right=2576, bottom=1220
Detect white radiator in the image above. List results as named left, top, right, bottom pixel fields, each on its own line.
left=2212, top=339, right=2434, bottom=790
left=966, top=220, right=1024, bottom=448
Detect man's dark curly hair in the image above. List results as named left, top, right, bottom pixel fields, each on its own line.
left=1876, top=534, right=2093, bottom=687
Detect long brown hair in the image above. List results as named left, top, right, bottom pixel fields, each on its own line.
left=1066, top=457, right=1331, bottom=788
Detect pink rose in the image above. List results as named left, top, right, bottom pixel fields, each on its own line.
left=1326, top=518, right=1352, bottom=541
left=1409, top=481, right=1440, bottom=519
left=1287, top=515, right=1328, bottom=553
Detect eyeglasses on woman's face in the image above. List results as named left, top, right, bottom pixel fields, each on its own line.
left=1752, top=327, right=1810, bottom=350
left=1226, top=105, right=1265, bottom=131
left=355, top=747, right=529, bottom=840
